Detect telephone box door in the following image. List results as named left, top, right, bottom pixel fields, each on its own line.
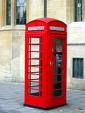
left=48, top=34, right=67, bottom=106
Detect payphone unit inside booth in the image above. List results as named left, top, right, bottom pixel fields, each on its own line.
left=24, top=18, right=67, bottom=109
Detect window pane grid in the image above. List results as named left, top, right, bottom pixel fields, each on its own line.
left=53, top=38, right=63, bottom=96
left=73, top=58, right=83, bottom=79
left=28, top=37, right=42, bottom=96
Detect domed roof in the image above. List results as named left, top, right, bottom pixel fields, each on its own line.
left=27, top=18, right=66, bottom=25
left=36, top=18, right=58, bottom=23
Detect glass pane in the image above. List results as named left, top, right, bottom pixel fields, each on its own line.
left=54, top=38, right=63, bottom=45
left=6, top=0, right=11, bottom=25
left=54, top=38, right=63, bottom=74
left=31, top=38, right=40, bottom=44
left=31, top=67, right=39, bottom=73
left=54, top=67, right=62, bottom=74
left=56, top=45, right=62, bottom=52
left=30, top=82, right=39, bottom=87
left=16, top=0, right=26, bottom=24
left=31, top=60, right=39, bottom=65
left=54, top=90, right=62, bottom=96
left=73, top=58, right=76, bottom=77
left=80, top=59, right=83, bottom=78
left=31, top=45, right=40, bottom=51
left=75, top=0, right=82, bottom=21
left=56, top=59, right=62, bottom=67
left=31, top=74, right=39, bottom=80
left=31, top=52, right=39, bottom=58
left=77, top=59, right=80, bottom=76
left=54, top=75, right=62, bottom=82
left=54, top=83, right=62, bottom=89
left=55, top=53, right=62, bottom=66
left=30, top=90, right=39, bottom=96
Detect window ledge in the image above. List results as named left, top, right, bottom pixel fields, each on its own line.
left=0, top=25, right=12, bottom=31
left=13, top=25, right=25, bottom=30
left=0, top=25, right=25, bottom=31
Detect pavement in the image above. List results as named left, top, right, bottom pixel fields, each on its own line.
left=0, top=82, right=85, bottom=113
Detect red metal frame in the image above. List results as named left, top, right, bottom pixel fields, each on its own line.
left=24, top=18, right=67, bottom=109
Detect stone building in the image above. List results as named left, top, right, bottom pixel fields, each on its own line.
left=0, top=0, right=85, bottom=89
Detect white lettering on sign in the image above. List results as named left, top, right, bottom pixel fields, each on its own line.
left=49, top=26, right=65, bottom=31
left=28, top=26, right=44, bottom=31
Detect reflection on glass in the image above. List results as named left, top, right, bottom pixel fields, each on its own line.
left=31, top=52, right=39, bottom=58
left=54, top=67, right=62, bottom=74
left=30, top=82, right=39, bottom=87
left=54, top=38, right=62, bottom=45
left=54, top=83, right=62, bottom=89
left=30, top=81, right=40, bottom=96
left=53, top=38, right=63, bottom=96
left=31, top=60, right=39, bottom=66
left=56, top=45, right=62, bottom=52
left=30, top=90, right=39, bottom=96
left=31, top=67, right=39, bottom=73
left=54, top=90, right=62, bottom=96
left=31, top=45, right=40, bottom=51
left=31, top=74, right=39, bottom=80
left=56, top=53, right=62, bottom=66
left=54, top=75, right=61, bottom=82
left=31, top=38, right=40, bottom=44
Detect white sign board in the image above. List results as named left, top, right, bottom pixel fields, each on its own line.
left=28, top=26, right=44, bottom=31
left=49, top=26, right=65, bottom=31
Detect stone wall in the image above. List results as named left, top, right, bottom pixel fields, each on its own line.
left=67, top=22, right=85, bottom=90
left=11, top=30, right=25, bottom=82
left=28, top=0, right=44, bottom=21
left=47, top=0, right=66, bottom=22
left=0, top=30, right=12, bottom=81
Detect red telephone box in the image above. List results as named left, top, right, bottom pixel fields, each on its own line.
left=24, top=18, right=67, bottom=109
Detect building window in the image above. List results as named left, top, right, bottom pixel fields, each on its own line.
left=75, top=0, right=82, bottom=21
left=72, top=58, right=83, bottom=79
left=6, top=0, right=11, bottom=25
left=16, top=0, right=26, bottom=25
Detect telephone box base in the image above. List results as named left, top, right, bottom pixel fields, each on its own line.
left=24, top=103, right=67, bottom=110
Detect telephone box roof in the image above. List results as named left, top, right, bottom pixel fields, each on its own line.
left=26, top=18, right=66, bottom=26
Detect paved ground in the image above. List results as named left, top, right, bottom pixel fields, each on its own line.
left=0, top=82, right=85, bottom=113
